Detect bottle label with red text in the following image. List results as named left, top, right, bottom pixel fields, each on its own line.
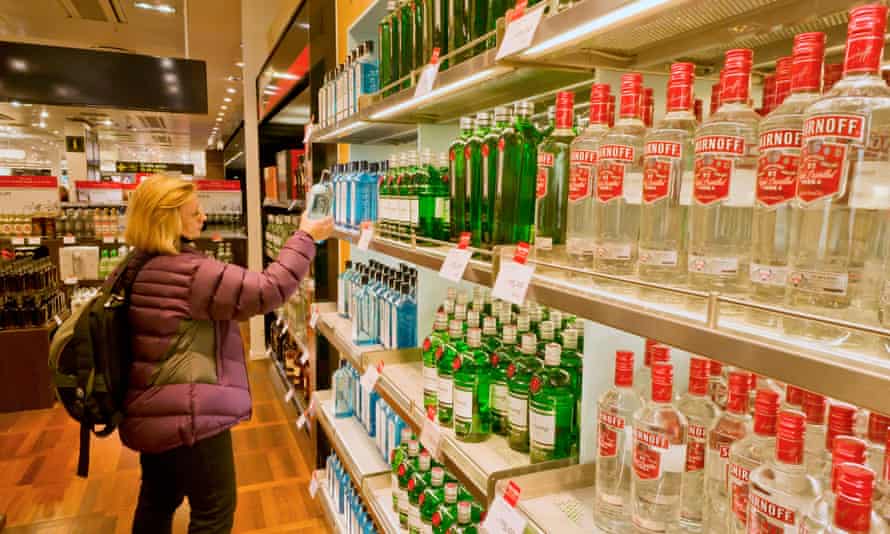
left=797, top=114, right=865, bottom=203
left=748, top=490, right=798, bottom=533
left=597, top=162, right=625, bottom=202
left=598, top=411, right=625, bottom=458
left=756, top=129, right=802, bottom=206
left=569, top=150, right=596, bottom=202
left=633, top=428, right=686, bottom=480
left=684, top=424, right=707, bottom=472
left=694, top=135, right=753, bottom=206
left=643, top=141, right=682, bottom=203
left=536, top=153, right=553, bottom=199
left=729, top=462, right=751, bottom=524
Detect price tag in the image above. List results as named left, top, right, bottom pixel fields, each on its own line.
left=26, top=237, right=41, bottom=245
left=420, top=417, right=443, bottom=462
left=10, top=237, right=24, bottom=245
left=439, top=232, right=472, bottom=283
left=309, top=306, right=319, bottom=329
left=360, top=361, right=383, bottom=391
left=296, top=413, right=307, bottom=429
left=491, top=243, right=534, bottom=305
left=101, top=236, right=115, bottom=244
left=414, top=47, right=441, bottom=98
left=496, top=2, right=546, bottom=60
left=357, top=222, right=373, bottom=251
left=309, top=473, right=319, bottom=499
left=284, top=387, right=296, bottom=403
left=482, top=481, right=527, bottom=534
left=64, top=277, right=78, bottom=285
left=63, top=235, right=76, bottom=245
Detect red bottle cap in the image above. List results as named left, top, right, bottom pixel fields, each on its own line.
left=834, top=463, right=875, bottom=532
left=651, top=363, right=673, bottom=403
left=555, top=91, right=575, bottom=130
left=709, top=359, right=723, bottom=376
left=726, top=371, right=750, bottom=414
left=803, top=392, right=827, bottom=425
left=644, top=339, right=661, bottom=367
left=824, top=63, right=844, bottom=91
left=721, top=49, right=754, bottom=103
left=775, top=56, right=793, bottom=105
left=826, top=403, right=857, bottom=452
left=868, top=412, right=890, bottom=443
left=615, top=350, right=634, bottom=387
left=650, top=345, right=670, bottom=364
left=589, top=83, right=611, bottom=125
left=832, top=436, right=868, bottom=491
left=791, top=32, right=826, bottom=93
left=619, top=73, right=644, bottom=119
left=762, top=74, right=776, bottom=113
left=753, top=389, right=780, bottom=436
left=688, top=357, right=710, bottom=396
left=785, top=385, right=804, bottom=406
left=776, top=410, right=806, bottom=465
left=844, top=4, right=888, bottom=75
left=667, top=63, right=696, bottom=113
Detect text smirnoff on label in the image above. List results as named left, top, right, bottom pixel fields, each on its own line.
left=802, top=114, right=866, bottom=141
left=749, top=492, right=796, bottom=525
left=645, top=141, right=682, bottom=159
left=599, top=144, right=635, bottom=162
left=759, top=129, right=803, bottom=150
left=634, top=428, right=670, bottom=449
left=694, top=135, right=746, bottom=155
left=729, top=463, right=750, bottom=482
left=600, top=412, right=626, bottom=428
left=571, top=149, right=597, bottom=164
left=687, top=424, right=706, bottom=440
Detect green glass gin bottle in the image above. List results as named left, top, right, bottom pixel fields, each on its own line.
left=485, top=106, right=510, bottom=245
left=399, top=0, right=414, bottom=90
left=407, top=450, right=433, bottom=534
left=490, top=324, right=518, bottom=435
left=510, top=101, right=541, bottom=243
left=418, top=467, right=446, bottom=534
left=507, top=333, right=543, bottom=452
left=398, top=439, right=421, bottom=528
left=466, top=112, right=490, bottom=248
left=437, top=320, right=466, bottom=427
left=529, top=343, right=576, bottom=462
left=423, top=311, right=450, bottom=417
left=449, top=118, right=474, bottom=240
left=453, top=327, right=492, bottom=442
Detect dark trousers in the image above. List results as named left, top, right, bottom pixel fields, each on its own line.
left=132, top=430, right=236, bottom=534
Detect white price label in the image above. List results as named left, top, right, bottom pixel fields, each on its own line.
left=309, top=474, right=319, bottom=498
left=64, top=277, right=78, bottom=285
left=296, top=413, right=307, bottom=429
left=360, top=363, right=382, bottom=392
left=439, top=248, right=472, bottom=283
left=483, top=492, right=527, bottom=534
left=492, top=261, right=535, bottom=306
left=414, top=64, right=440, bottom=98
left=420, top=417, right=443, bottom=462
left=10, top=237, right=24, bottom=245
left=63, top=235, right=76, bottom=245
left=309, top=307, right=319, bottom=329
left=357, top=223, right=373, bottom=251
left=102, top=236, right=115, bottom=244
left=26, top=237, right=40, bottom=245
left=496, top=4, right=546, bottom=60
left=284, top=387, right=295, bottom=403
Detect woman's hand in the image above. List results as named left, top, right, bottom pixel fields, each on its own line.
left=299, top=215, right=334, bottom=242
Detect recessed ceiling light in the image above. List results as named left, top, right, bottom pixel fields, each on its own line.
left=10, top=100, right=21, bottom=107
left=235, top=61, right=244, bottom=68
left=53, top=130, right=60, bottom=135
left=30, top=122, right=39, bottom=127
left=215, top=117, right=222, bottom=122
left=104, top=119, right=113, bottom=126
left=223, top=97, right=232, bottom=103
left=226, top=87, right=237, bottom=94
left=134, top=2, right=176, bottom=14
left=221, top=105, right=228, bottom=110
left=40, top=110, right=48, bottom=118
left=23, top=103, right=32, bottom=107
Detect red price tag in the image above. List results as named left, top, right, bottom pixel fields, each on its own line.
left=504, top=481, right=521, bottom=507
left=458, top=232, right=471, bottom=250
left=430, top=47, right=441, bottom=65
left=514, top=242, right=530, bottom=264
left=508, top=0, right=527, bottom=21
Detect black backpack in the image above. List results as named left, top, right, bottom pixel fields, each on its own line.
left=49, top=250, right=154, bottom=477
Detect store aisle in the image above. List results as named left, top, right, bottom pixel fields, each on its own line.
left=0, top=359, right=328, bottom=534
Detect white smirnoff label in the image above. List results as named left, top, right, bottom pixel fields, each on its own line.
left=695, top=135, right=746, bottom=156
left=788, top=269, right=848, bottom=296
left=633, top=428, right=686, bottom=479
left=643, top=141, right=682, bottom=204
left=598, top=411, right=625, bottom=458
left=749, top=491, right=798, bottom=531
left=536, top=153, right=553, bottom=199
left=798, top=114, right=866, bottom=204
left=729, top=462, right=752, bottom=523
left=685, top=424, right=707, bottom=472
left=569, top=149, right=596, bottom=202
left=756, top=129, right=802, bottom=207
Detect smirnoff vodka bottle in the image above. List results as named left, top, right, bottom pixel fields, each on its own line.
left=675, top=357, right=720, bottom=531
left=689, top=49, right=760, bottom=296
left=751, top=34, right=825, bottom=311
left=595, top=350, right=643, bottom=532
left=788, top=5, right=890, bottom=337
left=534, top=91, right=576, bottom=258
left=594, top=73, right=646, bottom=275
left=631, top=363, right=688, bottom=533
left=567, top=83, right=611, bottom=269
left=748, top=410, right=821, bottom=532
left=728, top=389, right=780, bottom=533
left=639, top=62, right=697, bottom=285
left=703, top=371, right=752, bottom=533
left=828, top=463, right=885, bottom=533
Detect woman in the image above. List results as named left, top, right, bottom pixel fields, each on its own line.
left=121, top=175, right=333, bottom=534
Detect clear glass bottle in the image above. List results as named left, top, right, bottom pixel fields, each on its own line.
left=728, top=389, right=780, bottom=533
left=567, top=83, right=611, bottom=269
left=828, top=464, right=885, bottom=534
left=593, top=73, right=646, bottom=275
left=789, top=5, right=890, bottom=339
left=802, top=436, right=877, bottom=533
left=676, top=357, right=720, bottom=532
left=634, top=341, right=670, bottom=404
left=534, top=91, right=575, bottom=258
left=805, top=391, right=829, bottom=477
left=631, top=363, right=688, bottom=533
left=639, top=62, right=697, bottom=285
left=689, top=49, right=760, bottom=295
left=817, top=403, right=858, bottom=487
left=751, top=35, right=825, bottom=316
left=595, top=350, right=643, bottom=533
left=748, top=410, right=821, bottom=532
left=704, top=371, right=752, bottom=533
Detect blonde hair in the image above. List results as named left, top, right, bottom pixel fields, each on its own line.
left=125, top=175, right=196, bottom=255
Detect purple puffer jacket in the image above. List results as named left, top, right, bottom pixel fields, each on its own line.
left=119, top=231, right=316, bottom=454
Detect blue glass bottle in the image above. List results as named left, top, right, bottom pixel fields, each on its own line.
left=345, top=162, right=359, bottom=230
left=333, top=363, right=354, bottom=418
left=337, top=260, right=353, bottom=318
left=332, top=164, right=344, bottom=229
left=395, top=281, right=417, bottom=348
left=355, top=161, right=379, bottom=226
left=352, top=274, right=375, bottom=345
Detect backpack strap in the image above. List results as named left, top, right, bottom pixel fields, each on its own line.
left=77, top=421, right=91, bottom=477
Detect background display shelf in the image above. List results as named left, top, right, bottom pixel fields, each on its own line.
left=362, top=473, right=400, bottom=534
left=317, top=469, right=347, bottom=534
left=317, top=311, right=383, bottom=371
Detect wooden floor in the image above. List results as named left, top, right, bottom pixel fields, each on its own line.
left=0, top=359, right=330, bottom=534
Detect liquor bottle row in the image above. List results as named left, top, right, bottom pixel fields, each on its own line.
left=330, top=161, right=383, bottom=234
left=338, top=260, right=418, bottom=350
left=422, top=287, right=584, bottom=463
left=269, top=311, right=312, bottom=394
left=324, top=450, right=376, bottom=534
left=0, top=256, right=67, bottom=330
left=203, top=213, right=244, bottom=234
left=595, top=341, right=890, bottom=534
left=59, top=245, right=129, bottom=282
left=318, top=41, right=379, bottom=129
left=390, top=428, right=485, bottom=533
left=200, top=242, right=235, bottom=264
left=264, top=215, right=299, bottom=258
left=57, top=207, right=125, bottom=239
left=0, top=211, right=60, bottom=240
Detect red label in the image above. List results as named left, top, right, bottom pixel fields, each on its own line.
left=719, top=444, right=731, bottom=458
left=464, top=146, right=472, bottom=160
left=538, top=153, right=554, bottom=167
left=569, top=165, right=591, bottom=202
left=449, top=149, right=456, bottom=161
left=530, top=376, right=542, bottom=394
left=749, top=493, right=796, bottom=525
left=694, top=135, right=746, bottom=155
left=693, top=156, right=732, bottom=205
left=571, top=149, right=597, bottom=165
left=756, top=151, right=799, bottom=206
left=642, top=159, right=671, bottom=203
left=599, top=412, right=625, bottom=429
left=797, top=141, right=846, bottom=203
left=482, top=145, right=490, bottom=158
left=423, top=338, right=431, bottom=351
left=504, top=480, right=521, bottom=507
left=633, top=441, right=661, bottom=480
left=498, top=138, right=506, bottom=152
left=731, top=471, right=750, bottom=523
left=514, top=242, right=530, bottom=264
left=508, top=0, right=527, bottom=22
left=803, top=114, right=866, bottom=141
left=845, top=32, right=884, bottom=74
left=458, top=232, right=471, bottom=249
left=730, top=462, right=751, bottom=482
left=596, top=161, right=625, bottom=202
left=436, top=346, right=444, bottom=360
left=430, top=47, right=441, bottom=65
left=453, top=357, right=461, bottom=371
left=536, top=169, right=548, bottom=199
left=599, top=144, right=635, bottom=162
left=599, top=426, right=618, bottom=457
left=0, top=175, right=59, bottom=188
left=688, top=424, right=706, bottom=440
left=645, top=141, right=682, bottom=159
left=759, top=129, right=803, bottom=150
left=634, top=428, right=669, bottom=449
left=685, top=441, right=705, bottom=471
left=507, top=363, right=516, bottom=378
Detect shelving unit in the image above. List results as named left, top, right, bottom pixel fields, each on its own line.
left=317, top=311, right=383, bottom=370
left=362, top=473, right=400, bottom=534
left=317, top=470, right=347, bottom=534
